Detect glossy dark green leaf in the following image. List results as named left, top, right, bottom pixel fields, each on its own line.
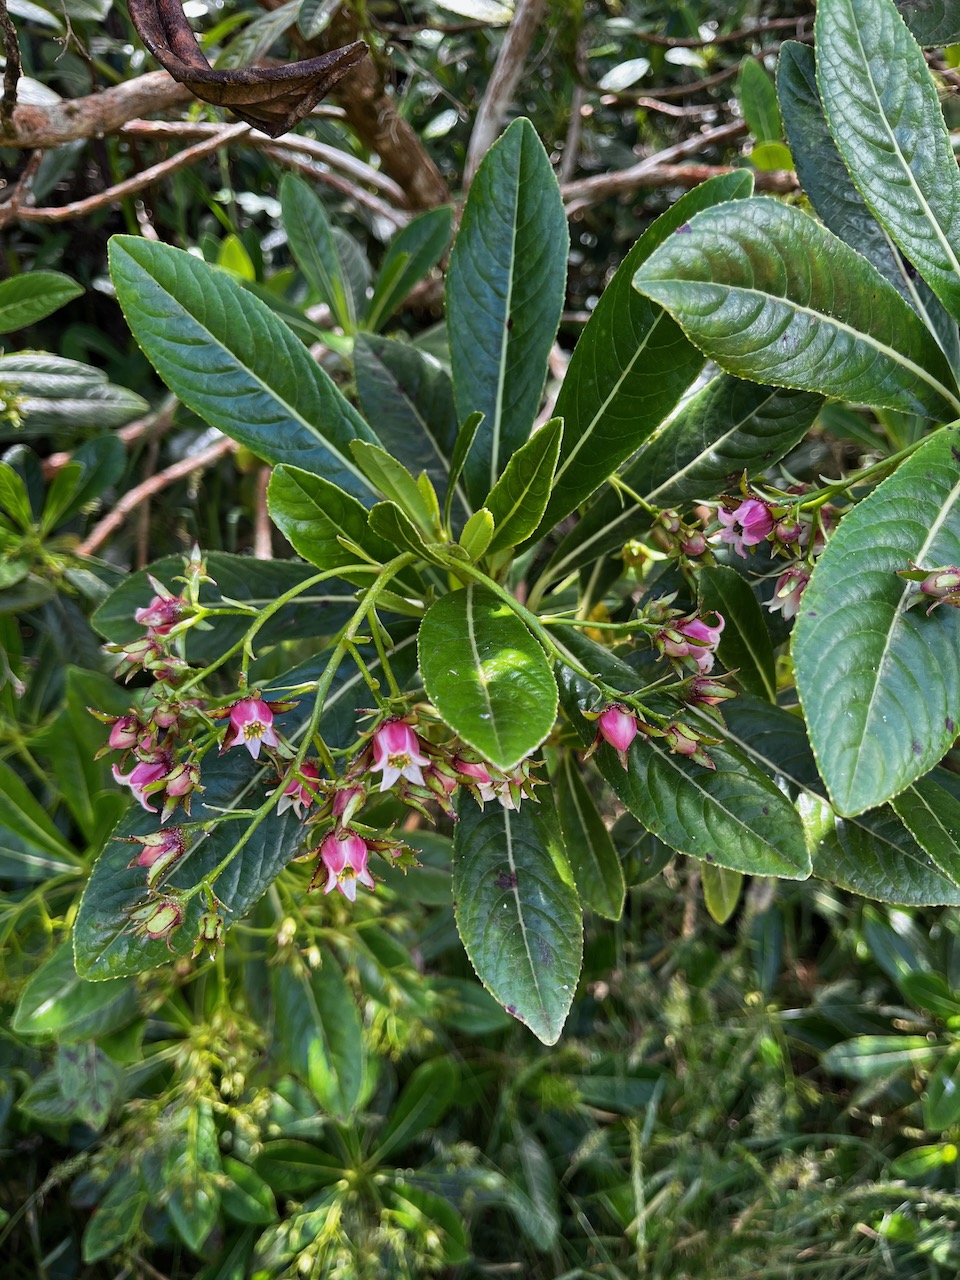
left=924, top=1050, right=960, bottom=1129
left=353, top=335, right=465, bottom=520
left=738, top=57, right=782, bottom=143
left=447, top=118, right=568, bottom=505
left=452, top=790, right=582, bottom=1045
left=596, top=734, right=811, bottom=880
left=418, top=584, right=557, bottom=770
left=0, top=758, right=77, bottom=864
left=12, top=942, right=137, bottom=1041
left=699, top=564, right=777, bottom=701
left=273, top=949, right=365, bottom=1120
left=445, top=411, right=484, bottom=527
left=554, top=752, right=625, bottom=920
left=165, top=1099, right=222, bottom=1253
left=544, top=378, right=822, bottom=583
left=0, top=271, right=82, bottom=333
left=702, top=862, right=743, bottom=924
left=801, top=792, right=960, bottom=905
left=366, top=206, right=454, bottom=332
left=892, top=775, right=960, bottom=886
left=897, top=0, right=960, bottom=44
left=633, top=199, right=960, bottom=421
left=280, top=174, right=360, bottom=331
left=93, top=551, right=355, bottom=662
left=539, top=174, right=754, bottom=534
left=484, top=417, right=562, bottom=554
left=108, top=237, right=377, bottom=499
left=0, top=354, right=148, bottom=435
left=817, top=0, right=960, bottom=321
left=267, top=465, right=399, bottom=580
left=794, top=429, right=960, bottom=816
left=367, top=499, right=432, bottom=558
left=372, top=1059, right=459, bottom=1161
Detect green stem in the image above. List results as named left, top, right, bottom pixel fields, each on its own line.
left=177, top=554, right=416, bottom=904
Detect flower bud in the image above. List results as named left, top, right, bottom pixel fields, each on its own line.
left=127, top=895, right=185, bottom=947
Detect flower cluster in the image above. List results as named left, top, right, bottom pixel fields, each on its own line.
left=587, top=701, right=721, bottom=772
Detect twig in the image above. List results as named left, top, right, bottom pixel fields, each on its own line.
left=261, top=143, right=408, bottom=226
left=464, top=0, right=547, bottom=185
left=561, top=120, right=748, bottom=214
left=43, top=400, right=177, bottom=478
left=635, top=15, right=810, bottom=48
left=135, top=434, right=161, bottom=569
left=120, top=118, right=407, bottom=204
left=0, top=148, right=42, bottom=227
left=0, top=0, right=21, bottom=130
left=10, top=123, right=249, bottom=223
left=0, top=70, right=191, bottom=148
left=253, top=466, right=272, bottom=559
left=77, top=437, right=235, bottom=557
left=559, top=83, right=585, bottom=183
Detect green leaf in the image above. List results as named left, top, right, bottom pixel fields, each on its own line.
left=539, top=173, right=753, bottom=533
left=273, top=950, right=365, bottom=1121
left=924, top=1050, right=960, bottom=1129
left=353, top=334, right=466, bottom=523
left=452, top=789, right=582, bottom=1044
left=0, top=461, right=33, bottom=529
left=484, top=416, right=562, bottom=554
left=633, top=198, right=960, bottom=421
left=699, top=564, right=777, bottom=701
left=817, top=0, right=960, bottom=321
left=447, top=118, right=568, bottom=504
left=596, top=736, right=811, bottom=880
left=221, top=1158, right=277, bottom=1225
left=367, top=500, right=432, bottom=558
left=701, top=862, right=744, bottom=924
left=82, top=1180, right=148, bottom=1263
left=897, top=0, right=960, bottom=45
left=738, top=57, right=782, bottom=143
left=802, top=792, right=960, bottom=904
left=893, top=775, right=960, bottom=886
left=55, top=1042, right=122, bottom=1130
left=823, top=1034, right=939, bottom=1080
left=750, top=141, right=794, bottom=172
left=12, top=942, right=136, bottom=1042
left=216, top=0, right=300, bottom=67
left=372, top=1059, right=459, bottom=1161
left=0, top=271, right=82, bottom=333
left=254, top=1141, right=344, bottom=1194
left=165, top=1099, right=222, bottom=1253
left=544, top=378, right=821, bottom=583
left=554, top=752, right=625, bottom=919
left=108, top=236, right=377, bottom=500
left=0, top=758, right=77, bottom=864
left=445, top=411, right=484, bottom=527
left=267, top=465, right=400, bottom=580
left=280, top=174, right=360, bottom=331
left=382, top=1183, right=469, bottom=1264
left=459, top=508, right=495, bottom=560
left=0, top=354, right=147, bottom=435
left=794, top=429, right=960, bottom=815
left=418, top=584, right=557, bottom=770
left=298, top=0, right=336, bottom=37
left=366, top=206, right=454, bottom=332
left=350, top=440, right=436, bottom=534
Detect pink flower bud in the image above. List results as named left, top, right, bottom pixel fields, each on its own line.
left=135, top=593, right=185, bottom=634
left=270, top=762, right=322, bottom=819
left=773, top=517, right=802, bottom=545
left=127, top=895, right=185, bottom=947
left=108, top=715, right=142, bottom=751
left=112, top=757, right=171, bottom=812
left=332, top=783, right=366, bottom=827
left=766, top=565, right=811, bottom=621
left=680, top=532, right=707, bottom=557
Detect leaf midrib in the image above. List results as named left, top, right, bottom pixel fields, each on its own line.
left=489, top=153, right=522, bottom=493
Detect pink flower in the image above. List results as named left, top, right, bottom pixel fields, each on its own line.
left=660, top=613, right=725, bottom=674
left=226, top=699, right=279, bottom=760
left=271, top=762, right=322, bottom=819
left=455, top=758, right=498, bottom=803
left=108, top=715, right=142, bottom=752
left=717, top=499, right=774, bottom=558
left=597, top=704, right=637, bottom=769
left=134, top=594, right=184, bottom=635
left=333, top=784, right=366, bottom=826
left=316, top=830, right=375, bottom=901
left=767, top=566, right=811, bottom=621
left=112, top=758, right=170, bottom=812
left=371, top=720, right=429, bottom=792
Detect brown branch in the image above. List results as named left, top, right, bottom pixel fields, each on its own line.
left=464, top=0, right=547, bottom=185
left=1, top=0, right=20, bottom=129
left=253, top=466, right=272, bottom=559
left=43, top=400, right=177, bottom=478
left=77, top=436, right=235, bottom=558
left=8, top=122, right=249, bottom=223
left=561, top=120, right=748, bottom=214
left=260, top=144, right=407, bottom=225
left=634, top=14, right=810, bottom=48
left=0, top=70, right=192, bottom=148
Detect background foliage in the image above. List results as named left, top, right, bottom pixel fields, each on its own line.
left=8, top=0, right=960, bottom=1276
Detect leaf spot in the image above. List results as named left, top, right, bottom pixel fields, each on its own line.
left=495, top=871, right=518, bottom=890
left=947, top=718, right=956, bottom=735
left=912, top=738, right=923, bottom=756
